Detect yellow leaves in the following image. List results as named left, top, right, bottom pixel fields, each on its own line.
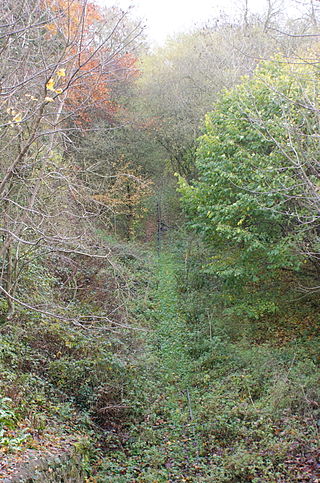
left=45, top=23, right=58, bottom=36
left=57, top=68, right=66, bottom=78
left=12, top=113, right=23, bottom=123
left=25, top=94, right=38, bottom=101
left=44, top=97, right=54, bottom=103
left=91, top=161, right=153, bottom=216
left=46, top=78, right=55, bottom=91
left=5, top=108, right=23, bottom=125
left=46, top=70, right=66, bottom=95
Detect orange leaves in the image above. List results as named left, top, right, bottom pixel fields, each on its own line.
left=92, top=161, right=153, bottom=215
left=45, top=23, right=58, bottom=36
left=41, top=0, right=139, bottom=127
left=117, top=53, right=140, bottom=79
left=40, top=0, right=140, bottom=128
left=43, top=0, right=101, bottom=38
left=64, top=58, right=116, bottom=125
left=64, top=47, right=138, bottom=126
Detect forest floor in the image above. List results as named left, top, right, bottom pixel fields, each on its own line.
left=0, top=428, right=81, bottom=481
left=95, top=251, right=320, bottom=482
left=0, top=246, right=319, bottom=482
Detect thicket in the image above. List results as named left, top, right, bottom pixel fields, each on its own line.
left=178, top=53, right=320, bottom=322
left=96, top=239, right=319, bottom=482
left=0, top=1, right=320, bottom=481
left=96, top=23, right=320, bottom=483
left=0, top=0, right=150, bottom=473
left=174, top=49, right=320, bottom=481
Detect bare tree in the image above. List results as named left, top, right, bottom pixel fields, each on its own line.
left=0, top=0, right=144, bottom=320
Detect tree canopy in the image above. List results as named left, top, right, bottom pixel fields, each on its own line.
left=179, top=52, right=320, bottom=316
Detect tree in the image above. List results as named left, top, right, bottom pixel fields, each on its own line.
left=179, top=52, right=320, bottom=318
left=91, top=160, right=153, bottom=239
left=134, top=7, right=313, bottom=181
left=0, top=0, right=143, bottom=318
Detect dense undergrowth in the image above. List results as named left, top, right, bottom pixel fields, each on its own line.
left=0, top=237, right=151, bottom=477
left=1, top=3, right=320, bottom=481
left=97, top=235, right=320, bottom=482
left=0, top=232, right=319, bottom=482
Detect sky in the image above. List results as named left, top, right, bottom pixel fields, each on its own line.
left=97, top=0, right=269, bottom=45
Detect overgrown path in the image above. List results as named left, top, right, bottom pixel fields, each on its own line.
left=96, top=248, right=320, bottom=482
left=97, top=254, right=206, bottom=482
left=1, top=246, right=318, bottom=482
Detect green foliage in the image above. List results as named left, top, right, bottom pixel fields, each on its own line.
left=0, top=398, right=17, bottom=430
left=96, top=247, right=319, bottom=481
left=179, top=54, right=320, bottom=319
left=0, top=239, right=152, bottom=469
left=0, top=397, right=32, bottom=451
left=136, top=22, right=300, bottom=179
left=2, top=4, right=320, bottom=481
left=97, top=256, right=202, bottom=481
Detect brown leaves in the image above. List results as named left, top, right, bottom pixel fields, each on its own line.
left=92, top=161, right=153, bottom=215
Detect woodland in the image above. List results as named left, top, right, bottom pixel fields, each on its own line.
left=0, top=0, right=319, bottom=481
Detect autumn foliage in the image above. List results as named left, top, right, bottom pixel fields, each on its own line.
left=43, top=0, right=138, bottom=125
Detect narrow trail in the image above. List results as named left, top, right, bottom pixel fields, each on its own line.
left=150, top=255, right=200, bottom=454
left=131, top=255, right=203, bottom=481
left=98, top=254, right=205, bottom=482
left=152, top=255, right=191, bottom=385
